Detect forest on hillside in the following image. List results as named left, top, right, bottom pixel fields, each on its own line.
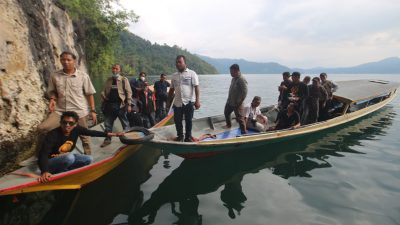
left=57, top=0, right=217, bottom=77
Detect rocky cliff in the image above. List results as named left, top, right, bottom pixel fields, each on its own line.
left=0, top=0, right=86, bottom=175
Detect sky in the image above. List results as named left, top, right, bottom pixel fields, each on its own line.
left=120, top=0, right=400, bottom=68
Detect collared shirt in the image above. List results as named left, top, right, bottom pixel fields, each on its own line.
left=244, top=104, right=262, bottom=119
left=47, top=69, right=96, bottom=118
left=171, top=68, right=199, bottom=107
left=101, top=75, right=133, bottom=107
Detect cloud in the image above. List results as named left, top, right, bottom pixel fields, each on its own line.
left=120, top=0, right=400, bottom=68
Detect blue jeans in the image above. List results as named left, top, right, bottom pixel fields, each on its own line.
left=104, top=107, right=129, bottom=140
left=173, top=102, right=194, bottom=138
left=48, top=153, right=93, bottom=174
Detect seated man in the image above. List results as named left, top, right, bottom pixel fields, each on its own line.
left=274, top=103, right=300, bottom=130
left=244, top=96, right=268, bottom=132
left=38, top=111, right=124, bottom=183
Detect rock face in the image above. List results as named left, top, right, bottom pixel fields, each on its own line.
left=0, top=0, right=86, bottom=175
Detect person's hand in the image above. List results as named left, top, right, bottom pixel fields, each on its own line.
left=91, top=111, right=97, bottom=124
left=194, top=100, right=201, bottom=109
left=49, top=99, right=56, bottom=112
left=38, top=172, right=52, bottom=183
left=127, top=105, right=132, bottom=113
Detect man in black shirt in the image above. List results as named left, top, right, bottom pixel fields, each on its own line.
left=153, top=73, right=170, bottom=121
left=288, top=72, right=309, bottom=117
left=38, top=111, right=123, bottom=183
left=275, top=103, right=301, bottom=130
left=278, top=71, right=292, bottom=110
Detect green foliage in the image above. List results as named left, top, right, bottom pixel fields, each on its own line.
left=57, top=0, right=138, bottom=76
left=116, top=31, right=219, bottom=76
left=56, top=0, right=217, bottom=77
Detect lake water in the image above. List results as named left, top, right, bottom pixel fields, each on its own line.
left=1, top=74, right=400, bottom=225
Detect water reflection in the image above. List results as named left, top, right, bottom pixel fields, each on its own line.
left=128, top=106, right=395, bottom=225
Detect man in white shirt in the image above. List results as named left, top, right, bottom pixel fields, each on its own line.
left=244, top=96, right=268, bottom=132
left=167, top=55, right=200, bottom=142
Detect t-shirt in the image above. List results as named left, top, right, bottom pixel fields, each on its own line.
left=38, top=126, right=107, bottom=173
left=275, top=110, right=300, bottom=130
left=171, top=68, right=199, bottom=107
left=289, top=82, right=308, bottom=102
left=244, top=104, right=262, bottom=120
left=154, top=80, right=170, bottom=100
left=129, top=78, right=145, bottom=98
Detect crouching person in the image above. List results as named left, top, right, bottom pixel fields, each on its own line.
left=38, top=111, right=124, bottom=183
left=244, top=96, right=268, bottom=132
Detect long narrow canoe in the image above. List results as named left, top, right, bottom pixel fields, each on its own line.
left=0, top=82, right=172, bottom=196
left=146, top=80, right=399, bottom=158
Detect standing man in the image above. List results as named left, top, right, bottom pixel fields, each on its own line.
left=129, top=71, right=147, bottom=99
left=37, top=51, right=97, bottom=155
left=154, top=73, right=170, bottom=121
left=319, top=72, right=338, bottom=120
left=167, top=55, right=200, bottom=142
left=100, top=64, right=132, bottom=147
left=139, top=82, right=156, bottom=128
left=224, top=64, right=248, bottom=134
left=278, top=71, right=292, bottom=110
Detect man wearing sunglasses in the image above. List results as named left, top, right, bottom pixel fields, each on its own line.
left=38, top=111, right=124, bottom=183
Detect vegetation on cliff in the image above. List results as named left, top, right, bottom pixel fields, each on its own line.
left=57, top=0, right=217, bottom=76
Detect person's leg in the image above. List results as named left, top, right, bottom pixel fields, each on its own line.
left=155, top=100, right=162, bottom=121
left=233, top=105, right=246, bottom=133
left=117, top=108, right=130, bottom=131
left=173, top=106, right=184, bottom=140
left=224, top=103, right=234, bottom=127
left=149, top=112, right=156, bottom=127
left=47, top=153, right=75, bottom=174
left=183, top=102, right=194, bottom=141
left=68, top=154, right=93, bottom=170
left=77, top=116, right=91, bottom=155
left=101, top=112, right=118, bottom=147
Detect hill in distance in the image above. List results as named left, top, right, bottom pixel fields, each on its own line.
left=117, top=31, right=218, bottom=75
left=199, top=55, right=400, bottom=74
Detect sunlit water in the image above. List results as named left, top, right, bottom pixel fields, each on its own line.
left=1, top=74, right=400, bottom=225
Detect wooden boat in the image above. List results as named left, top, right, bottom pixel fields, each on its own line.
left=146, top=79, right=399, bottom=158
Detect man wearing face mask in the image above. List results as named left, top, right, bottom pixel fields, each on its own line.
left=129, top=71, right=147, bottom=99
left=100, top=64, right=132, bottom=147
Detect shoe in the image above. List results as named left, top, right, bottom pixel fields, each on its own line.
left=100, top=140, right=111, bottom=148
left=82, top=143, right=92, bottom=155
left=184, top=137, right=193, bottom=142
left=176, top=136, right=184, bottom=142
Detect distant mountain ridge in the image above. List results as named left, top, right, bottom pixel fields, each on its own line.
left=198, top=55, right=400, bottom=74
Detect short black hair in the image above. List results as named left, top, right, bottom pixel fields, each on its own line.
left=320, top=72, right=327, bottom=77
left=60, top=111, right=79, bottom=122
left=312, top=77, right=321, bottom=83
left=230, top=64, right=240, bottom=71
left=176, top=55, right=186, bottom=62
left=291, top=71, right=301, bottom=77
left=139, top=71, right=146, bottom=77
left=253, top=96, right=262, bottom=101
left=60, top=51, right=77, bottom=60
left=112, top=64, right=122, bottom=71
left=282, top=71, right=291, bottom=77
left=160, top=73, right=166, bottom=77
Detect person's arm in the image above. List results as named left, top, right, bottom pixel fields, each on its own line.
left=77, top=126, right=124, bottom=137
left=47, top=75, right=57, bottom=112
left=238, top=78, right=248, bottom=105
left=194, top=85, right=200, bottom=109
left=86, top=94, right=97, bottom=124
left=167, top=87, right=175, bottom=109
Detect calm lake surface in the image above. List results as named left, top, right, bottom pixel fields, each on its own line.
left=1, top=74, right=400, bottom=225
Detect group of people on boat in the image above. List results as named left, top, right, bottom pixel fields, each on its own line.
left=34, top=50, right=338, bottom=182
left=35, top=51, right=175, bottom=182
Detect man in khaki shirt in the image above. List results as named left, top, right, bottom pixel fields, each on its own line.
left=37, top=51, right=97, bottom=155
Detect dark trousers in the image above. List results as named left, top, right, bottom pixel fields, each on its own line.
left=174, top=102, right=194, bottom=138
left=224, top=103, right=246, bottom=133
left=128, top=111, right=144, bottom=127
left=155, top=99, right=167, bottom=121
left=142, top=112, right=156, bottom=128
left=104, top=107, right=129, bottom=141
